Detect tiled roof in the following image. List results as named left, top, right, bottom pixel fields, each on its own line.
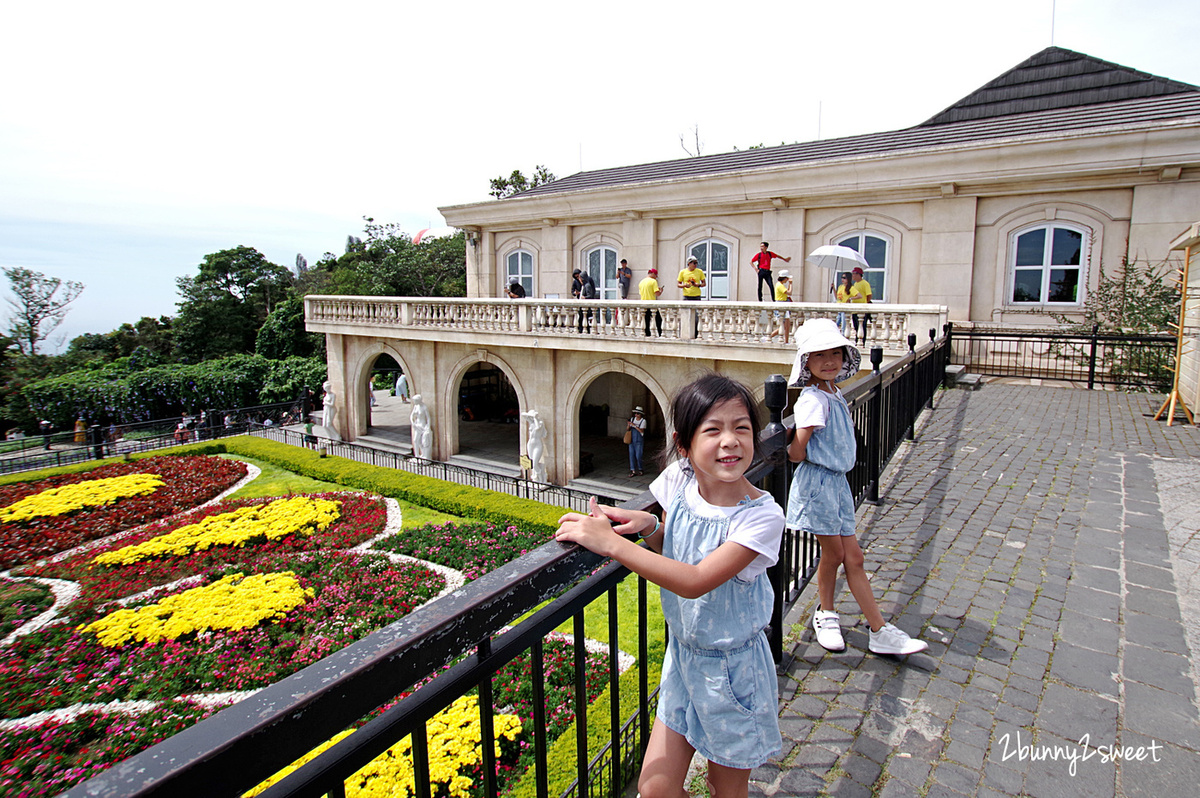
left=513, top=48, right=1199, bottom=199
left=921, top=47, right=1198, bottom=126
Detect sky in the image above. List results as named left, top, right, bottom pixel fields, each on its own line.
left=2, top=0, right=1198, bottom=349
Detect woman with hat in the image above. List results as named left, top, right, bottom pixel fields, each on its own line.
left=626, top=406, right=647, bottom=476
left=785, top=318, right=927, bottom=656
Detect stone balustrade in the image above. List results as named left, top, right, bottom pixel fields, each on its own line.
left=306, top=296, right=948, bottom=354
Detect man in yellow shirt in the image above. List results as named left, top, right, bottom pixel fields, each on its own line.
left=639, top=268, right=664, bottom=337
left=677, top=257, right=706, bottom=300
left=850, top=266, right=872, bottom=346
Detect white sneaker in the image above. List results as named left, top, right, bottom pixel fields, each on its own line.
left=812, top=609, right=845, bottom=652
left=868, top=623, right=928, bottom=655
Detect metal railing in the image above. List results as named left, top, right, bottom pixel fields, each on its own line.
left=0, top=402, right=302, bottom=476
left=62, top=331, right=950, bottom=798
left=948, top=323, right=1176, bottom=390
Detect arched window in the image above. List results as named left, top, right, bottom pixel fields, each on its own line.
left=584, top=245, right=620, bottom=299
left=505, top=249, right=534, bottom=296
left=1009, top=223, right=1087, bottom=305
left=687, top=239, right=731, bottom=300
left=835, top=232, right=890, bottom=301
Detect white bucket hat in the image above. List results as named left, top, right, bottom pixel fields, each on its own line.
left=788, top=318, right=861, bottom=386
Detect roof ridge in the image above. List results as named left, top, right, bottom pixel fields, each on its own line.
left=918, top=46, right=1199, bottom=127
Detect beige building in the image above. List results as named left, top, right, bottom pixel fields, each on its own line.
left=308, top=48, right=1200, bottom=484
left=441, top=47, right=1200, bottom=326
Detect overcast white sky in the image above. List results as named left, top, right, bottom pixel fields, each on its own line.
left=2, top=0, right=1198, bottom=349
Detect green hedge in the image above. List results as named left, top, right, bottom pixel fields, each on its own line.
left=214, top=437, right=565, bottom=536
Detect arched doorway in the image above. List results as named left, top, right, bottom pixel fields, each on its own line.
left=358, top=352, right=411, bottom=448
left=577, top=372, right=664, bottom=487
left=455, top=362, right=520, bottom=465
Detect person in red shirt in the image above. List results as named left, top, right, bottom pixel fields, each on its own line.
left=749, top=242, right=791, bottom=302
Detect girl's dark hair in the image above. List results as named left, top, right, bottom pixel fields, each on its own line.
left=658, top=373, right=763, bottom=468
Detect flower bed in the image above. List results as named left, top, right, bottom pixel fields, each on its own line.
left=375, top=520, right=545, bottom=582
left=1, top=455, right=620, bottom=798
left=0, top=580, right=54, bottom=640
left=0, top=457, right=249, bottom=570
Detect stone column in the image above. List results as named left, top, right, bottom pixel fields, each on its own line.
left=920, top=196, right=978, bottom=321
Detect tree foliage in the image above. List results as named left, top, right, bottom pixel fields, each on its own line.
left=20, top=354, right=326, bottom=427
left=314, top=219, right=467, bottom=298
left=256, top=296, right=324, bottom=360
left=174, top=246, right=293, bottom=361
left=1050, top=256, right=1180, bottom=333
left=3, top=268, right=85, bottom=356
left=488, top=165, right=556, bottom=199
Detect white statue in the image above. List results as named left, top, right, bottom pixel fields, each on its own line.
left=410, top=394, right=433, bottom=460
left=522, top=409, right=547, bottom=484
left=321, top=380, right=342, bottom=441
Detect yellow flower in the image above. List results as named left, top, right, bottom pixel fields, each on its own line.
left=244, top=695, right=522, bottom=798
left=80, top=571, right=313, bottom=647
left=0, top=473, right=164, bottom=523
left=94, top=496, right=341, bottom=566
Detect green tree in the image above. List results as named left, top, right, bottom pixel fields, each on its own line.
left=2, top=268, right=85, bottom=356
left=174, top=246, right=293, bottom=361
left=318, top=219, right=466, bottom=298
left=256, top=296, right=324, bottom=360
left=488, top=165, right=556, bottom=199
left=1051, top=256, right=1180, bottom=333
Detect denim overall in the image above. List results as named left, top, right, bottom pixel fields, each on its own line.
left=657, top=475, right=783, bottom=769
left=786, top=387, right=858, bottom=536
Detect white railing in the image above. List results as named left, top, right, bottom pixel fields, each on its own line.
left=305, top=296, right=949, bottom=352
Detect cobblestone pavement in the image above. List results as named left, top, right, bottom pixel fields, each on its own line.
left=755, top=384, right=1200, bottom=797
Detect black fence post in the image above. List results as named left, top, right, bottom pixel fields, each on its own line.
left=867, top=347, right=884, bottom=504
left=906, top=334, right=917, bottom=441
left=762, top=374, right=788, bottom=664
left=1087, top=323, right=1100, bottom=390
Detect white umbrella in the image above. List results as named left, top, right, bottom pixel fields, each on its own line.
left=805, top=245, right=870, bottom=272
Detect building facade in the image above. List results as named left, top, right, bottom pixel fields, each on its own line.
left=440, top=48, right=1200, bottom=328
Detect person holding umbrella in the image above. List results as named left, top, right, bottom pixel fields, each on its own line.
left=806, top=244, right=871, bottom=343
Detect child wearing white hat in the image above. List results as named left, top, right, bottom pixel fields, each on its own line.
left=786, top=318, right=928, bottom=656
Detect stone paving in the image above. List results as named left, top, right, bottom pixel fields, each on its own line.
left=753, top=384, right=1200, bottom=798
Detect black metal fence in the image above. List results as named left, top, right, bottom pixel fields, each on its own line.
left=0, top=401, right=301, bottom=476
left=61, top=332, right=949, bottom=798
left=948, top=324, right=1175, bottom=390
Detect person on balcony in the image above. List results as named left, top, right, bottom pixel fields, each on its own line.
left=848, top=266, right=872, bottom=347
left=834, top=271, right=861, bottom=335
left=639, top=267, right=663, bottom=337
left=749, top=241, right=791, bottom=302
left=504, top=278, right=526, bottom=299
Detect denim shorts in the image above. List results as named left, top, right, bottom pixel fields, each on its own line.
left=657, top=634, right=782, bottom=769
left=786, top=462, right=856, bottom=536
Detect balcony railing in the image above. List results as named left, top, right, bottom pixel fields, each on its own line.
left=63, top=333, right=950, bottom=798
left=306, top=295, right=948, bottom=353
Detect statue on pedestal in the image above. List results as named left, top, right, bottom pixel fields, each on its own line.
left=521, top=409, right=547, bottom=484
left=410, top=395, right=433, bottom=460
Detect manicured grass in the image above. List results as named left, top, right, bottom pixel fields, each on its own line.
left=221, top=454, right=355, bottom=499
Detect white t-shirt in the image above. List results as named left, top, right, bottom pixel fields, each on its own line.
left=649, top=460, right=784, bottom=581
left=792, top=385, right=843, bottom=430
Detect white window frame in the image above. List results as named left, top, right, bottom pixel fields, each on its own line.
left=1007, top=223, right=1088, bottom=307
left=687, top=238, right=732, bottom=300
left=583, top=245, right=620, bottom=299
left=835, top=232, right=891, bottom=302
left=505, top=249, right=535, bottom=296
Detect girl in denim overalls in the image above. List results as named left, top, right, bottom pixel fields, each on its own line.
left=786, top=318, right=927, bottom=656
left=556, top=374, right=784, bottom=798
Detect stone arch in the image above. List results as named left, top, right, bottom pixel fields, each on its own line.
left=344, top=340, right=418, bottom=440
left=442, top=349, right=529, bottom=459
left=560, top=359, right=673, bottom=481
